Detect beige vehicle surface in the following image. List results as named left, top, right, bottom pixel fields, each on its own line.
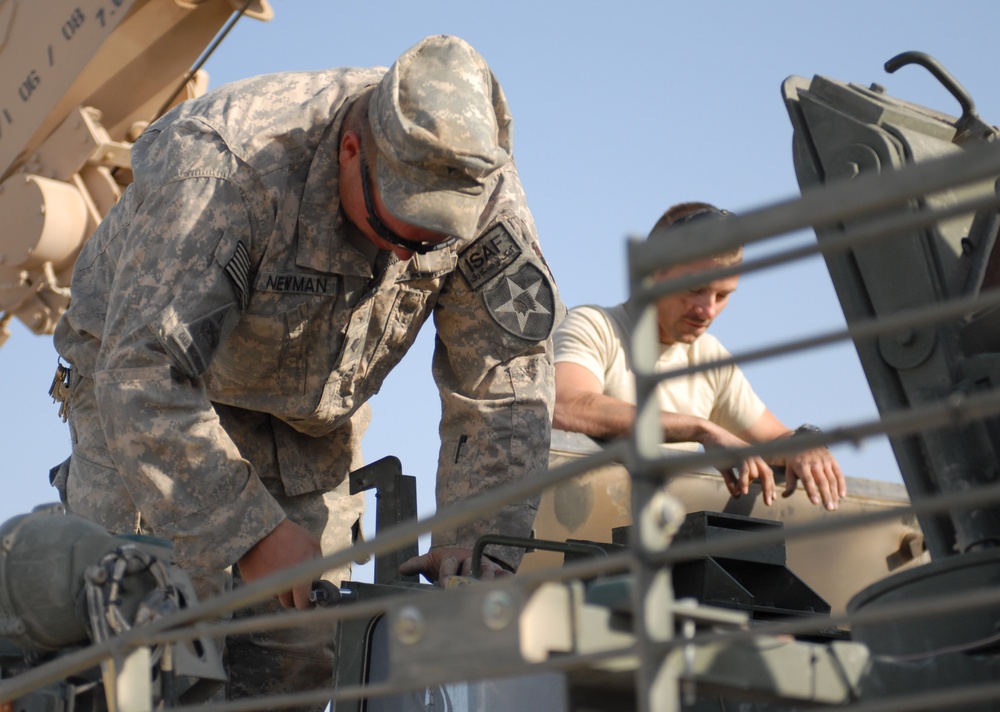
left=0, top=0, right=271, bottom=345
left=525, top=430, right=927, bottom=617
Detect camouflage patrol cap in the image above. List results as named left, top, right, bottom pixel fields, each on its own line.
left=369, top=35, right=512, bottom=241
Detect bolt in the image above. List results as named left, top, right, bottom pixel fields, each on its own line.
left=394, top=606, right=425, bottom=645
left=655, top=501, right=673, bottom=528
left=482, top=590, right=514, bottom=631
left=85, top=565, right=107, bottom=585
left=896, top=329, right=916, bottom=347
left=0, top=617, right=26, bottom=637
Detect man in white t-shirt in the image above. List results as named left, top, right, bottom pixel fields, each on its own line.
left=553, top=202, right=846, bottom=510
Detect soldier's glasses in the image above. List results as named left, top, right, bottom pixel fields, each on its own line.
left=359, top=152, right=459, bottom=255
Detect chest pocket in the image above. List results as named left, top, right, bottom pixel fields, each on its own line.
left=321, top=263, right=445, bottom=419
left=208, top=300, right=311, bottom=401
left=207, top=267, right=346, bottom=413
left=360, top=283, right=436, bottom=388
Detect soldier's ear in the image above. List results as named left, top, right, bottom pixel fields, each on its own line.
left=339, top=130, right=361, bottom=164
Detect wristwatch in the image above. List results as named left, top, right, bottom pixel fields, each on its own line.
left=792, top=423, right=822, bottom=437
left=792, top=423, right=827, bottom=448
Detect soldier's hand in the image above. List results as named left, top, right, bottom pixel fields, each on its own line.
left=783, top=447, right=847, bottom=511
left=703, top=428, right=776, bottom=505
left=237, top=518, right=322, bottom=610
left=399, top=547, right=512, bottom=586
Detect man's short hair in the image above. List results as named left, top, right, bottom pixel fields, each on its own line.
left=647, top=201, right=743, bottom=265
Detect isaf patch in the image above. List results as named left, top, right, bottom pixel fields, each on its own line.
left=458, top=222, right=521, bottom=290
left=483, top=262, right=556, bottom=341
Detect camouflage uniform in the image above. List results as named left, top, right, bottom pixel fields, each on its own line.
left=53, top=36, right=560, bottom=708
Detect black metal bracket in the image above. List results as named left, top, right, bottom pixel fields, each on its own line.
left=349, top=456, right=419, bottom=585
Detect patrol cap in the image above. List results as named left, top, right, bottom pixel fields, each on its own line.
left=369, top=35, right=512, bottom=241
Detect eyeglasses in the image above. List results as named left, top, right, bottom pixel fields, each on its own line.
left=669, top=207, right=735, bottom=229
left=359, top=152, right=459, bottom=255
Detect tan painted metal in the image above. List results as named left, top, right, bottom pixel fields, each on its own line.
left=0, top=0, right=272, bottom=345
left=522, top=431, right=929, bottom=616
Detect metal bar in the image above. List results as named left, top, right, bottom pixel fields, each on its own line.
left=644, top=281, right=1000, bottom=390
left=632, top=188, right=1000, bottom=306
left=151, top=0, right=255, bottom=122
left=469, top=534, right=608, bottom=579
left=628, top=140, right=1000, bottom=281
left=8, top=380, right=1000, bottom=704
left=0, top=441, right=629, bottom=702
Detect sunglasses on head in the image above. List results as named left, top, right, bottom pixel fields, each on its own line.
left=669, top=207, right=735, bottom=229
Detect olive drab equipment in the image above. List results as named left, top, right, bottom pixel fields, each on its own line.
left=785, top=50, right=1000, bottom=702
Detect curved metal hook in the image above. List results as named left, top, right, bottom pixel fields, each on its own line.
left=885, top=51, right=976, bottom=124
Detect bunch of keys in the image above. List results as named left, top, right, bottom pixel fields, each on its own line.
left=49, top=360, right=71, bottom=422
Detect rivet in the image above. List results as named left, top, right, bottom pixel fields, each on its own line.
left=394, top=605, right=425, bottom=645
left=482, top=590, right=514, bottom=631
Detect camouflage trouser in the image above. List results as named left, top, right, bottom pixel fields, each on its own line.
left=61, top=370, right=365, bottom=712
left=225, top=481, right=361, bottom=712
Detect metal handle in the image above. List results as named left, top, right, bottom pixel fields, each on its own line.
left=885, top=51, right=976, bottom=125
left=470, top=534, right=609, bottom=579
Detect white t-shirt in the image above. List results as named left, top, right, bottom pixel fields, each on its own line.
left=554, top=304, right=766, bottom=450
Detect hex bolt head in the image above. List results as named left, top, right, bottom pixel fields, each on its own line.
left=394, top=605, right=425, bottom=645
left=482, top=590, right=515, bottom=631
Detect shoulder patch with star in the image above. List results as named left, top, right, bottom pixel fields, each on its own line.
left=483, top=262, right=556, bottom=341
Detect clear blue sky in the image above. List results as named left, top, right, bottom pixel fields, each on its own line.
left=3, top=1, right=998, bottom=551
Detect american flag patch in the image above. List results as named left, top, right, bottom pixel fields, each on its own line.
left=224, top=240, right=250, bottom=309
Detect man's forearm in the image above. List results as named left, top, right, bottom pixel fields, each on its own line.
left=554, top=390, right=722, bottom=446
left=553, top=391, right=638, bottom=440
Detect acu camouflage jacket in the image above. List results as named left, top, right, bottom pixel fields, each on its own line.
left=54, top=68, right=561, bottom=573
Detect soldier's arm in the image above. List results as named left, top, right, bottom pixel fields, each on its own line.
left=426, top=168, right=559, bottom=571
left=90, top=175, right=286, bottom=575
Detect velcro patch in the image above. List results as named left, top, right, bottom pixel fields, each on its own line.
left=483, top=262, right=556, bottom=341
left=160, top=303, right=235, bottom=378
left=457, top=222, right=522, bottom=290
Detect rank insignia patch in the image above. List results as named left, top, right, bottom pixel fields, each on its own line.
left=483, top=262, right=556, bottom=341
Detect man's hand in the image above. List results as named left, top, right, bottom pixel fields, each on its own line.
left=399, top=547, right=513, bottom=586
left=703, top=427, right=777, bottom=505
left=783, top=447, right=847, bottom=511
left=236, top=518, right=322, bottom=610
